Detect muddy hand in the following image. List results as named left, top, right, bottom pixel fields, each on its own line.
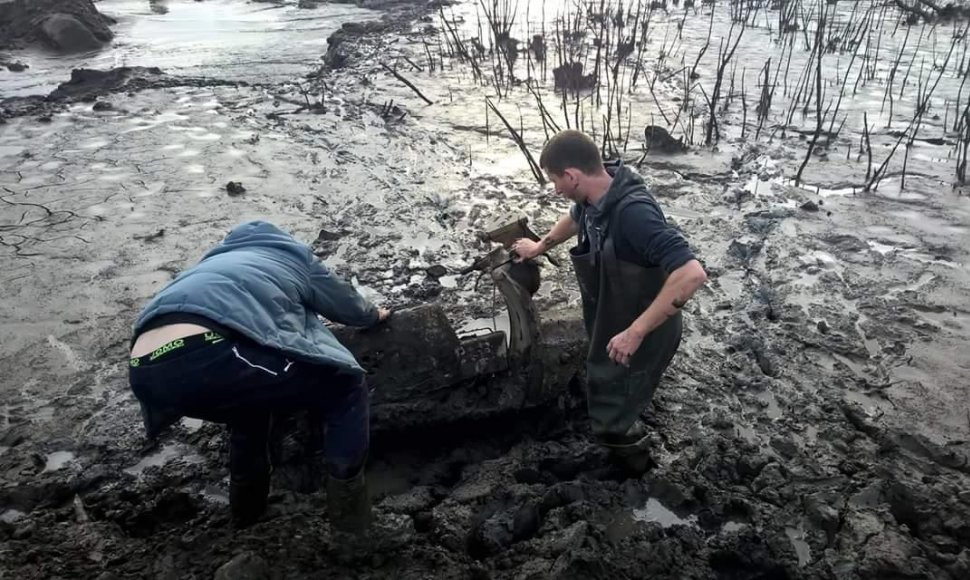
left=511, top=238, right=542, bottom=262
left=607, top=328, right=645, bottom=367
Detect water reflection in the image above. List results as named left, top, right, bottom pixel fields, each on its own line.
left=1, top=0, right=375, bottom=97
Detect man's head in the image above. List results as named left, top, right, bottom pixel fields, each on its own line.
left=539, top=130, right=606, bottom=203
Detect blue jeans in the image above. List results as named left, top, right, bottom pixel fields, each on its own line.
left=128, top=335, right=369, bottom=480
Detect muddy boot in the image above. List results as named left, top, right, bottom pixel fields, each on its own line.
left=230, top=473, right=270, bottom=528
left=326, top=467, right=372, bottom=535
left=608, top=440, right=656, bottom=475
left=596, top=421, right=656, bottom=476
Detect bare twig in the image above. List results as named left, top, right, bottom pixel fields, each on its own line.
left=380, top=62, right=434, bottom=105
left=485, top=97, right=546, bottom=185
left=795, top=1, right=826, bottom=184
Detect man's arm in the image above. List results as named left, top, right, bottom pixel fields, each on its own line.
left=631, top=259, right=706, bottom=336
left=513, top=213, right=579, bottom=260
left=306, top=258, right=389, bottom=327
left=607, top=259, right=707, bottom=365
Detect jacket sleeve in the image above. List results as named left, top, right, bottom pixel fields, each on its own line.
left=618, top=199, right=696, bottom=274
left=305, top=258, right=380, bottom=327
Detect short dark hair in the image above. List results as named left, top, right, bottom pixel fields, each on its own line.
left=539, top=130, right=603, bottom=176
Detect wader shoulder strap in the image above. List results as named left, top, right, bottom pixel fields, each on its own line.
left=601, top=194, right=647, bottom=279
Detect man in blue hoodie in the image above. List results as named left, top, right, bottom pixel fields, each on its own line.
left=128, top=220, right=390, bottom=530
left=513, top=130, right=707, bottom=472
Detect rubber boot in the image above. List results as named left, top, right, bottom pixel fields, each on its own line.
left=326, top=467, right=372, bottom=535
left=595, top=421, right=656, bottom=476
left=230, top=473, right=270, bottom=528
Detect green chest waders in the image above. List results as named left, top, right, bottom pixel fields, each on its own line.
left=569, top=207, right=683, bottom=444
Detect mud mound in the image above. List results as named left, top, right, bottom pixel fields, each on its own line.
left=1, top=66, right=247, bottom=119
left=46, top=67, right=168, bottom=101
left=644, top=125, right=687, bottom=155
left=323, top=20, right=393, bottom=69
left=0, top=0, right=115, bottom=52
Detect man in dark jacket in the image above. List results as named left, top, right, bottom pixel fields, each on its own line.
left=128, top=220, right=390, bottom=530
left=513, top=130, right=707, bottom=472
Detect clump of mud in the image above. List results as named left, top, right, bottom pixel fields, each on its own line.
left=552, top=61, right=597, bottom=93
left=323, top=20, right=393, bottom=70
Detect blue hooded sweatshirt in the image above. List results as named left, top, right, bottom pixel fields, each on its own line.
left=133, top=220, right=378, bottom=374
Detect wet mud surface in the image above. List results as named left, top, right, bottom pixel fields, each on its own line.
left=2, top=1, right=970, bottom=578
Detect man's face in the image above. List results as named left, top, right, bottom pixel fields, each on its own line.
left=546, top=168, right=585, bottom=203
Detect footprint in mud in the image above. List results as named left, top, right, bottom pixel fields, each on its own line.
left=119, top=490, right=201, bottom=538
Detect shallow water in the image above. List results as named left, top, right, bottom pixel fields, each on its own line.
left=785, top=526, right=812, bottom=567
left=632, top=497, right=698, bottom=528
left=1, top=0, right=375, bottom=97
left=181, top=417, right=204, bottom=432
left=0, top=509, right=26, bottom=523
left=416, top=0, right=964, bottom=190
left=43, top=450, right=76, bottom=472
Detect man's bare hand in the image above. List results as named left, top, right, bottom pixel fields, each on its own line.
left=512, top=238, right=543, bottom=262
left=377, top=308, right=392, bottom=322
left=607, top=327, right=646, bottom=367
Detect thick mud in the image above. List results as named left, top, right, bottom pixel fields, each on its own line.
left=2, top=1, right=970, bottom=579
